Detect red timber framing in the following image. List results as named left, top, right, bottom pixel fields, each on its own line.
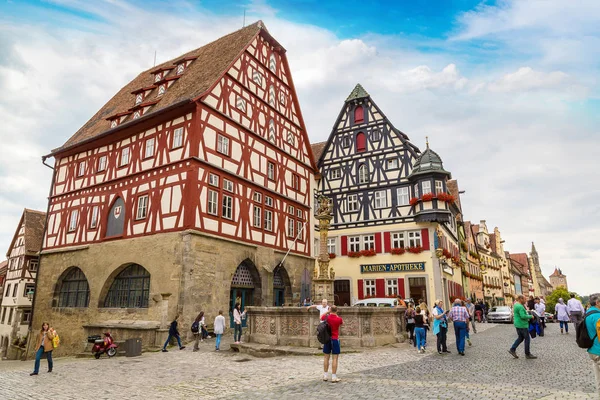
left=44, top=27, right=315, bottom=257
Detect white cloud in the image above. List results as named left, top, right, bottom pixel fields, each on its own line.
left=485, top=67, right=572, bottom=93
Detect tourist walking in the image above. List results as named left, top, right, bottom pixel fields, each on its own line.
left=527, top=295, right=535, bottom=311
left=568, top=293, right=585, bottom=326
left=414, top=306, right=427, bottom=353
left=419, top=301, right=431, bottom=349
left=162, top=315, right=185, bottom=352
left=432, top=299, right=449, bottom=355
left=30, top=322, right=55, bottom=376
left=508, top=295, right=536, bottom=359
left=448, top=299, right=469, bottom=356
left=585, top=295, right=600, bottom=395
left=233, top=303, right=246, bottom=344
left=405, top=303, right=416, bottom=347
left=475, top=301, right=484, bottom=323
left=465, top=299, right=477, bottom=334
left=534, top=297, right=546, bottom=335
left=555, top=298, right=571, bottom=334
left=214, top=310, right=226, bottom=351
left=192, top=311, right=205, bottom=352
left=321, top=305, right=344, bottom=383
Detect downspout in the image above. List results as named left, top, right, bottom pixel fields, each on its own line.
left=25, top=156, right=56, bottom=361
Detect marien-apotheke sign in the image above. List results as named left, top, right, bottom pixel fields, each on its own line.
left=360, top=262, right=425, bottom=274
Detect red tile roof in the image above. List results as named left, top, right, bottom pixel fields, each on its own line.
left=446, top=179, right=461, bottom=211
left=51, top=21, right=265, bottom=155
left=510, top=253, right=530, bottom=275
left=23, top=209, right=47, bottom=255
left=311, top=141, right=327, bottom=165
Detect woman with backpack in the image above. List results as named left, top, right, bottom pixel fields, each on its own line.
left=192, top=312, right=205, bottom=352
left=414, top=307, right=427, bottom=353
left=404, top=303, right=416, bottom=346
left=162, top=315, right=185, bottom=352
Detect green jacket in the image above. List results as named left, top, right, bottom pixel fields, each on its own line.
left=513, top=302, right=532, bottom=329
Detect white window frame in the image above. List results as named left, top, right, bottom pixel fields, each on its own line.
left=397, top=187, right=409, bottom=206
left=363, top=234, right=375, bottom=250
left=208, top=190, right=218, bottom=215
left=267, top=162, right=275, bottom=180
left=209, top=173, right=219, bottom=187
left=136, top=195, right=149, bottom=220
left=90, top=205, right=99, bottom=229
left=264, top=209, right=273, bottom=231
left=386, top=158, right=399, bottom=169
left=222, top=194, right=233, bottom=219
left=288, top=205, right=295, bottom=215
left=372, top=130, right=381, bottom=141
left=349, top=236, right=361, bottom=253
left=287, top=217, right=295, bottom=237
left=297, top=221, right=303, bottom=239
left=386, top=278, right=398, bottom=296
left=347, top=194, right=358, bottom=212
left=422, top=181, right=432, bottom=195
left=144, top=138, right=155, bottom=158
left=253, top=192, right=262, bottom=203
left=414, top=184, right=419, bottom=198
left=327, top=238, right=336, bottom=254
left=223, top=179, right=234, bottom=193
left=364, top=279, right=376, bottom=297
left=358, top=164, right=368, bottom=184
left=331, top=168, right=341, bottom=180
left=392, top=232, right=405, bottom=249
left=435, top=181, right=444, bottom=194
left=408, top=231, right=422, bottom=247
left=119, top=147, right=130, bottom=167
left=77, top=161, right=85, bottom=177
left=265, top=196, right=273, bottom=207
left=68, top=210, right=78, bottom=232
left=374, top=190, right=387, bottom=209
left=217, top=134, right=230, bottom=156
left=253, top=206, right=261, bottom=228
left=172, top=127, right=184, bottom=148
left=296, top=209, right=302, bottom=218
left=342, top=137, right=351, bottom=148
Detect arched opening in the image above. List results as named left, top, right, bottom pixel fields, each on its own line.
left=356, top=132, right=366, bottom=152
left=102, top=264, right=150, bottom=308
left=105, top=197, right=125, bottom=238
left=230, top=259, right=261, bottom=327
left=56, top=267, right=90, bottom=308
left=354, top=105, right=364, bottom=124
left=273, top=265, right=292, bottom=306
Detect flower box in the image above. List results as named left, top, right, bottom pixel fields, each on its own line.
left=442, top=249, right=452, bottom=259
left=328, top=253, right=336, bottom=259
left=437, top=193, right=456, bottom=203
left=422, top=192, right=434, bottom=202
left=348, top=251, right=361, bottom=258
left=409, top=197, right=419, bottom=206
left=407, top=246, right=424, bottom=254
left=360, top=249, right=376, bottom=257
left=390, top=247, right=406, bottom=255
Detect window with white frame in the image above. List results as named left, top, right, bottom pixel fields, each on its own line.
left=136, top=195, right=149, bottom=220
left=292, top=174, right=300, bottom=191
left=135, top=93, right=143, bottom=105
left=422, top=181, right=432, bottom=195
left=288, top=205, right=294, bottom=215
left=77, top=161, right=85, bottom=177
left=90, top=205, right=99, bottom=229
left=331, top=168, right=341, bottom=179
left=364, top=279, right=376, bottom=297
left=397, top=187, right=409, bottom=206
left=264, top=209, right=273, bottom=231
left=358, top=164, right=368, bottom=184
left=387, top=158, right=399, bottom=169
left=386, top=278, right=398, bottom=296
left=296, top=209, right=302, bottom=218
left=208, top=190, right=218, bottom=215
left=29, top=260, right=38, bottom=272
left=145, top=138, right=155, bottom=158
left=176, top=63, right=185, bottom=75
left=253, top=206, right=261, bottom=228
left=287, top=217, right=295, bottom=237
left=392, top=232, right=405, bottom=249
left=347, top=194, right=358, bottom=212
left=209, top=173, right=219, bottom=187
left=414, top=184, right=419, bottom=198
left=223, top=179, right=234, bottom=193
left=327, top=238, right=336, bottom=254
left=98, top=156, right=106, bottom=172
left=172, top=127, right=184, bottom=148
left=267, top=161, right=275, bottom=180
left=158, top=85, right=166, bottom=96
left=297, top=221, right=303, bottom=239
left=349, top=236, right=361, bottom=252
left=408, top=231, right=422, bottom=247
left=363, top=234, right=375, bottom=250
left=68, top=210, right=78, bottom=232
left=342, top=137, right=351, bottom=148
left=217, top=134, right=230, bottom=156
left=120, top=147, right=130, bottom=167
left=253, top=192, right=262, bottom=203
left=435, top=181, right=444, bottom=194
left=372, top=129, right=381, bottom=141
left=374, top=190, right=387, bottom=208
left=222, top=194, right=233, bottom=219
left=265, top=196, right=273, bottom=207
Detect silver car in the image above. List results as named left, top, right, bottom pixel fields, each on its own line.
left=487, top=306, right=513, bottom=323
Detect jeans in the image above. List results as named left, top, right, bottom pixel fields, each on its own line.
left=163, top=334, right=182, bottom=350
left=406, top=323, right=415, bottom=345
left=454, top=321, right=467, bottom=353
left=589, top=354, right=600, bottom=395
left=470, top=318, right=477, bottom=333
left=234, top=323, right=242, bottom=342
left=33, top=346, right=53, bottom=374
left=511, top=327, right=531, bottom=355
left=560, top=321, right=569, bottom=332
left=216, top=334, right=222, bottom=350
left=415, top=327, right=426, bottom=350
left=436, top=326, right=448, bottom=352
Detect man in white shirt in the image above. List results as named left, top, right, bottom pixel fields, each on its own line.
left=534, top=297, right=546, bottom=335
left=308, top=299, right=330, bottom=349
left=567, top=293, right=585, bottom=325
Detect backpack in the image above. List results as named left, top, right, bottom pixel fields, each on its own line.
left=191, top=321, right=200, bottom=334
left=576, top=310, right=599, bottom=349
left=316, top=317, right=331, bottom=345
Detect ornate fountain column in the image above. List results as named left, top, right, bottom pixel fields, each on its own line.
left=312, top=195, right=335, bottom=303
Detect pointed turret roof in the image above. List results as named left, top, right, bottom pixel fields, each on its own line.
left=531, top=242, right=538, bottom=254
left=408, top=139, right=451, bottom=178
left=345, top=83, right=370, bottom=102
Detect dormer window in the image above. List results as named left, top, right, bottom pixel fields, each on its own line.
left=154, top=73, right=162, bottom=83
left=110, top=120, right=118, bottom=128
left=135, top=94, right=143, bottom=105
left=176, top=64, right=185, bottom=75
left=133, top=110, right=141, bottom=120
left=158, top=85, right=166, bottom=96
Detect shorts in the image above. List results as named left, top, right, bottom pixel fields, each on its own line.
left=323, top=339, right=341, bottom=355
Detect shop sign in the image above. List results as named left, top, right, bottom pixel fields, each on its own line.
left=360, top=262, right=425, bottom=273
left=442, top=264, right=454, bottom=276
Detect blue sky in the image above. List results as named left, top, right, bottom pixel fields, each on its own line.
left=0, top=0, right=599, bottom=294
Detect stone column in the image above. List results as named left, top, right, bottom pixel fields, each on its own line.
left=312, top=195, right=335, bottom=303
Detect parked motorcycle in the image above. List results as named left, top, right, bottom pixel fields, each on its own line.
left=88, top=332, right=118, bottom=359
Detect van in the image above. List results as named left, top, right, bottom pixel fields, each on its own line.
left=353, top=298, right=398, bottom=307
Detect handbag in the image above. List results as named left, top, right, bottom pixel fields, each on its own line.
left=52, top=332, right=60, bottom=348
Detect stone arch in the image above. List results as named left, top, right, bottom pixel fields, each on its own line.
left=53, top=266, right=90, bottom=308
left=273, top=264, right=292, bottom=306
left=229, top=258, right=262, bottom=327
left=99, top=263, right=150, bottom=308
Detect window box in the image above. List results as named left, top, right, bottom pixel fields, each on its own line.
left=407, top=246, right=424, bottom=254
left=360, top=249, right=376, bottom=257
left=390, top=247, right=406, bottom=255
left=348, top=251, right=362, bottom=258
left=328, top=253, right=336, bottom=259
left=409, top=197, right=419, bottom=206
left=422, top=192, right=434, bottom=202
left=437, top=193, right=456, bottom=203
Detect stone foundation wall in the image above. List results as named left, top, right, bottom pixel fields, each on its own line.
left=246, top=306, right=407, bottom=348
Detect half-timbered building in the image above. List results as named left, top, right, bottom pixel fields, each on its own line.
left=0, top=209, right=45, bottom=359
left=32, top=21, right=317, bottom=355
left=313, top=84, right=463, bottom=308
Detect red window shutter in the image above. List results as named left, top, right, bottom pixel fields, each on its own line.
left=357, top=279, right=364, bottom=300
left=383, top=232, right=391, bottom=252
left=376, top=279, right=385, bottom=297
left=354, top=106, right=364, bottom=123
left=421, top=228, right=429, bottom=250
left=399, top=278, right=405, bottom=299
left=375, top=233, right=382, bottom=253
left=341, top=236, right=348, bottom=256
left=356, top=132, right=366, bottom=152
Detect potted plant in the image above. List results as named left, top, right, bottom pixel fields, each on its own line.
left=407, top=246, right=423, bottom=254
left=422, top=192, right=434, bottom=202
left=348, top=251, right=361, bottom=258
left=360, top=249, right=376, bottom=257
left=409, top=197, right=419, bottom=206
left=328, top=253, right=336, bottom=259
left=391, top=247, right=406, bottom=255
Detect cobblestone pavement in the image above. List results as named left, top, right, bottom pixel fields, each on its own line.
left=0, top=323, right=596, bottom=399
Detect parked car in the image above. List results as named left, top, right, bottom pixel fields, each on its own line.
left=353, top=298, right=398, bottom=307
left=487, top=306, right=513, bottom=323
left=544, top=312, right=555, bottom=323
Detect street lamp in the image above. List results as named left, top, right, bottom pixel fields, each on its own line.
left=27, top=289, right=35, bottom=302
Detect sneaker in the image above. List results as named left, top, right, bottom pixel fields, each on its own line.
left=444, top=350, right=451, bottom=354
left=180, top=346, right=186, bottom=350
left=438, top=351, right=443, bottom=355
left=323, top=374, right=329, bottom=381
left=525, top=354, right=538, bottom=359
left=162, top=349, right=168, bottom=352
left=508, top=349, right=518, bottom=359
left=467, top=339, right=472, bottom=346
left=460, top=352, right=465, bottom=356
left=331, top=377, right=341, bottom=383
left=193, top=349, right=199, bottom=352
left=200, top=339, right=204, bottom=343
left=207, top=335, right=212, bottom=339
left=30, top=372, right=38, bottom=376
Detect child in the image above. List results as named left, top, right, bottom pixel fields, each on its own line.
left=214, top=310, right=226, bottom=351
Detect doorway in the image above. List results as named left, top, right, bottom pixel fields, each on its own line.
left=230, top=260, right=261, bottom=328
left=334, top=279, right=351, bottom=306
left=408, top=277, right=428, bottom=305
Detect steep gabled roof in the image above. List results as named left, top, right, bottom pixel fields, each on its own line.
left=24, top=209, right=47, bottom=255
left=345, top=83, right=369, bottom=102
left=0, top=260, right=7, bottom=275
left=51, top=21, right=265, bottom=155
left=311, top=141, right=327, bottom=166
left=510, top=253, right=530, bottom=276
